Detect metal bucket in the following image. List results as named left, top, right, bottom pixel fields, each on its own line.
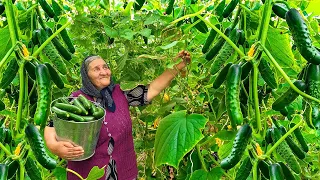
left=50, top=97, right=105, bottom=161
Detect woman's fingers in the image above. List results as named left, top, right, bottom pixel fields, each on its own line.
left=65, top=147, right=84, bottom=160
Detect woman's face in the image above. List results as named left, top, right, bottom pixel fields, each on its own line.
left=87, top=58, right=112, bottom=90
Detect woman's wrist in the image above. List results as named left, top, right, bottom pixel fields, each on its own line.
left=175, top=62, right=186, bottom=71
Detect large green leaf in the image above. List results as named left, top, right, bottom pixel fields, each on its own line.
left=266, top=26, right=295, bottom=68
left=189, top=168, right=224, bottom=180
left=139, top=28, right=152, bottom=37
left=0, top=26, right=12, bottom=60
left=154, top=110, right=208, bottom=168
left=53, top=167, right=67, bottom=180
left=120, top=29, right=136, bottom=40
left=86, top=166, right=105, bottom=180
left=213, top=130, right=237, bottom=141
left=306, top=0, right=320, bottom=15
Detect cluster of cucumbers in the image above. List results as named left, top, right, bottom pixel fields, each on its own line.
left=51, top=95, right=105, bottom=122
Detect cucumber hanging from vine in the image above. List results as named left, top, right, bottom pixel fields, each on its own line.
left=304, top=64, right=320, bottom=129
left=209, top=29, right=239, bottom=76
left=205, top=27, right=232, bottom=61
left=272, top=80, right=306, bottom=111
left=225, top=64, right=243, bottom=128
left=220, top=124, right=252, bottom=170
left=286, top=8, right=320, bottom=65
left=192, top=15, right=208, bottom=33
left=258, top=58, right=278, bottom=89
left=271, top=128, right=301, bottom=174
left=289, top=123, right=309, bottom=152
left=36, top=29, right=68, bottom=75
left=25, top=124, right=57, bottom=170
left=165, top=0, right=175, bottom=15
left=202, top=24, right=220, bottom=54
left=212, top=62, right=232, bottom=89
left=34, top=64, right=52, bottom=127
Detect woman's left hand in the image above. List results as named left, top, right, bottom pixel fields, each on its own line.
left=176, top=50, right=191, bottom=69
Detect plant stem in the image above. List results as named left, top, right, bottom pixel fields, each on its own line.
left=196, top=144, right=208, bottom=172
left=3, top=100, right=15, bottom=126
left=257, top=0, right=272, bottom=46
left=0, top=142, right=12, bottom=156
left=36, top=6, right=46, bottom=29
left=204, top=87, right=216, bottom=119
left=196, top=14, right=245, bottom=58
left=170, top=1, right=215, bottom=25
left=66, top=168, right=84, bottom=180
left=4, top=0, right=18, bottom=44
left=32, top=21, right=71, bottom=57
left=239, top=4, right=260, bottom=19
left=260, top=44, right=320, bottom=103
left=207, top=154, right=232, bottom=179
left=19, top=160, right=24, bottom=180
left=248, top=73, right=253, bottom=119
left=19, top=4, right=38, bottom=17
left=265, top=118, right=303, bottom=156
left=200, top=135, right=215, bottom=148
left=184, top=13, right=210, bottom=32
left=252, top=159, right=259, bottom=180
left=0, top=42, right=18, bottom=69
left=15, top=62, right=25, bottom=133
left=252, top=64, right=261, bottom=132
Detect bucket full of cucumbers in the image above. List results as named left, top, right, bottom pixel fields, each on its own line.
left=50, top=95, right=105, bottom=161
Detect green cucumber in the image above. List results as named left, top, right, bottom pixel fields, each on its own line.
left=57, top=24, right=75, bottom=54
left=272, top=80, right=306, bottom=111
left=241, top=61, right=253, bottom=80
left=258, top=58, right=277, bottom=89
left=258, top=160, right=270, bottom=179
left=278, top=162, right=295, bottom=180
left=193, top=15, right=208, bottom=33
left=205, top=27, right=232, bottom=61
left=44, top=62, right=64, bottom=89
left=271, top=128, right=301, bottom=174
left=235, top=157, right=252, bottom=180
left=0, top=164, right=8, bottom=180
left=51, top=106, right=70, bottom=119
left=286, top=9, right=320, bottom=65
left=72, top=98, right=88, bottom=115
left=54, top=103, right=82, bottom=115
left=290, top=123, right=308, bottom=152
left=68, top=112, right=85, bottom=122
left=222, top=0, right=239, bottom=18
left=25, top=61, right=36, bottom=80
left=272, top=3, right=289, bottom=19
left=212, top=62, right=232, bottom=89
left=269, top=163, right=285, bottom=180
left=220, top=124, right=252, bottom=169
left=278, top=126, right=306, bottom=159
left=305, top=64, right=320, bottom=129
left=37, top=29, right=68, bottom=75
left=25, top=124, right=57, bottom=170
left=38, top=0, right=55, bottom=18
left=209, top=29, right=239, bottom=75
left=225, top=64, right=243, bottom=128
left=165, top=0, right=175, bottom=15
left=202, top=24, right=220, bottom=54
left=77, top=94, right=92, bottom=111
left=45, top=28, right=72, bottom=61
left=92, top=106, right=105, bottom=119
left=25, top=157, right=42, bottom=180
left=34, top=64, right=52, bottom=127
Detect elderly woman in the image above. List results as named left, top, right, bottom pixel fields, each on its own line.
left=44, top=50, right=191, bottom=180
